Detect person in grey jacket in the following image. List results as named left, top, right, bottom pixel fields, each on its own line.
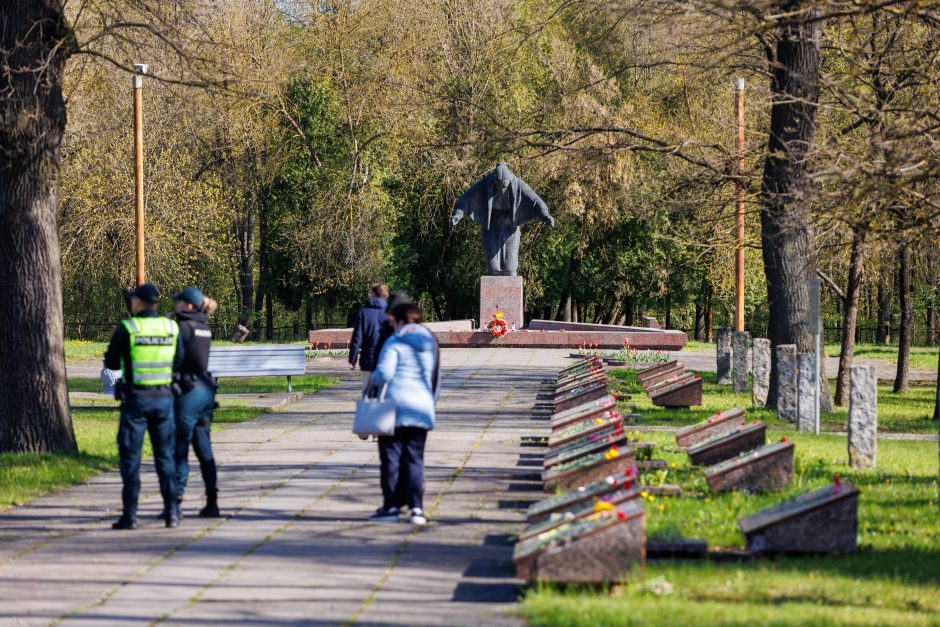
left=367, top=303, right=439, bottom=526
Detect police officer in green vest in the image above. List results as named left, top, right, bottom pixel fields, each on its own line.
left=104, top=284, right=185, bottom=529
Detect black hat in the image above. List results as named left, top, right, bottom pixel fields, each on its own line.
left=386, top=290, right=411, bottom=313
left=127, top=283, right=160, bottom=304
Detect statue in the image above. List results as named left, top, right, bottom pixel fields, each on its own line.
left=451, top=163, right=555, bottom=276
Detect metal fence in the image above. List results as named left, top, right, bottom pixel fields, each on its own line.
left=686, top=324, right=939, bottom=347
left=64, top=320, right=346, bottom=343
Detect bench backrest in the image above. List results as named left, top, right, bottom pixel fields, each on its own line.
left=208, top=345, right=306, bottom=377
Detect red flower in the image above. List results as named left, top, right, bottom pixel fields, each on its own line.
left=716, top=411, right=723, bottom=418
left=617, top=511, right=626, bottom=520
left=834, top=474, right=841, bottom=485
left=781, top=436, right=788, bottom=443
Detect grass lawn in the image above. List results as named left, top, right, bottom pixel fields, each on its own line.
left=523, top=370, right=940, bottom=626
left=67, top=374, right=336, bottom=395
left=825, top=343, right=939, bottom=371
left=0, top=405, right=264, bottom=510
left=64, top=338, right=311, bottom=366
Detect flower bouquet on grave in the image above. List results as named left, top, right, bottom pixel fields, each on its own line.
left=487, top=309, right=509, bottom=337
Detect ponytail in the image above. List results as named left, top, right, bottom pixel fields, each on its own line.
left=200, top=297, right=218, bottom=315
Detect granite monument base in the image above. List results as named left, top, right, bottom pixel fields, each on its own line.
left=480, top=275, right=524, bottom=331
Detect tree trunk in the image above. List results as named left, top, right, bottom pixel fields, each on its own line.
left=265, top=291, right=274, bottom=340
left=876, top=274, right=891, bottom=344
left=624, top=294, right=635, bottom=326
left=0, top=0, right=77, bottom=453
left=894, top=245, right=912, bottom=392
left=664, top=292, right=672, bottom=330
left=760, top=2, right=823, bottom=409
left=235, top=206, right=254, bottom=328
left=835, top=231, right=865, bottom=406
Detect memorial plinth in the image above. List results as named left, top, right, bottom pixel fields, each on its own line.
left=557, top=365, right=605, bottom=386
left=739, top=482, right=859, bottom=553
left=513, top=500, right=646, bottom=583
left=675, top=407, right=746, bottom=448
left=640, top=362, right=686, bottom=389
left=637, top=360, right=682, bottom=385
left=556, top=373, right=607, bottom=397
left=543, top=446, right=637, bottom=492
left=480, top=275, right=524, bottom=331
left=703, top=440, right=795, bottom=492
left=687, top=422, right=766, bottom=467
left=646, top=371, right=696, bottom=396
left=559, top=356, right=602, bottom=375
left=544, top=433, right=628, bottom=469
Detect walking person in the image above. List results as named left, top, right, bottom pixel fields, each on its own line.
left=104, top=284, right=184, bottom=529
left=348, top=284, right=389, bottom=393
left=367, top=303, right=439, bottom=526
left=171, top=287, right=222, bottom=518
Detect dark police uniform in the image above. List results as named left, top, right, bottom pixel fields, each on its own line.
left=105, top=307, right=184, bottom=528
left=174, top=308, right=220, bottom=516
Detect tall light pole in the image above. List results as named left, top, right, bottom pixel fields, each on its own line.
left=734, top=78, right=746, bottom=332
left=133, top=63, right=149, bottom=286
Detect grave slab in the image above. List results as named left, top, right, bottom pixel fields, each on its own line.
left=526, top=471, right=638, bottom=523
left=848, top=365, right=878, bottom=468
left=687, top=422, right=766, bottom=467
left=559, top=356, right=602, bottom=375
left=554, top=381, right=609, bottom=413
left=550, top=396, right=618, bottom=431
left=513, top=500, right=646, bottom=583
left=797, top=353, right=818, bottom=432
left=645, top=371, right=697, bottom=396
left=739, top=482, right=859, bottom=553
left=543, top=447, right=637, bottom=493
left=703, top=440, right=794, bottom=492
left=544, top=433, right=628, bottom=469
left=675, top=407, right=746, bottom=448
left=641, top=362, right=687, bottom=389
left=556, top=373, right=607, bottom=397
left=549, top=412, right=623, bottom=448
left=650, top=375, right=702, bottom=408
left=519, top=485, right=642, bottom=541
left=637, top=361, right=683, bottom=386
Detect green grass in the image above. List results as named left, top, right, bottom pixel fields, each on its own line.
left=825, top=343, right=939, bottom=371
left=523, top=370, right=940, bottom=626
left=680, top=340, right=716, bottom=352
left=610, top=369, right=937, bottom=434
left=64, top=340, right=108, bottom=364
left=0, top=405, right=265, bottom=509
left=67, top=374, right=336, bottom=395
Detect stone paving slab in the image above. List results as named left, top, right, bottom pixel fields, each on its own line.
left=1, top=348, right=566, bottom=626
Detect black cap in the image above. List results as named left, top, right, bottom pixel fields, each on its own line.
left=127, top=283, right=160, bottom=304
left=386, top=290, right=411, bottom=313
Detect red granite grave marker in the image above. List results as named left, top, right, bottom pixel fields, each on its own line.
left=549, top=411, right=623, bottom=447
left=519, top=485, right=642, bottom=540
left=554, top=381, right=609, bottom=413
left=641, top=362, right=687, bottom=389
left=543, top=446, right=637, bottom=492
left=675, top=407, right=746, bottom=448
left=544, top=433, right=629, bottom=469
left=513, top=500, right=646, bottom=583
left=738, top=481, right=860, bottom=553
left=556, top=372, right=607, bottom=397
left=550, top=396, right=618, bottom=431
left=646, top=371, right=696, bottom=397
left=687, top=422, right=766, bottom=467
left=650, top=374, right=703, bottom=408
left=526, top=470, right=639, bottom=523
left=703, top=440, right=795, bottom=492
left=636, top=361, right=682, bottom=385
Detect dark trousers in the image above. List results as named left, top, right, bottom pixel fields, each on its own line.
left=378, top=427, right=427, bottom=510
left=117, top=394, right=178, bottom=519
left=174, top=383, right=217, bottom=497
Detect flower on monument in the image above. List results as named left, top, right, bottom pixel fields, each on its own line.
left=616, top=511, right=627, bottom=520
left=833, top=473, right=841, bottom=486
left=716, top=411, right=723, bottom=418
left=493, top=310, right=504, bottom=320
left=780, top=436, right=788, bottom=443
left=594, top=500, right=614, bottom=513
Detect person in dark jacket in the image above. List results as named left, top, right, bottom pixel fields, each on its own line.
left=349, top=284, right=389, bottom=392
left=104, top=284, right=185, bottom=529
left=172, top=287, right=222, bottom=518
left=374, top=290, right=411, bottom=361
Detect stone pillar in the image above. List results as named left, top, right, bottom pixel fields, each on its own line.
left=776, top=344, right=798, bottom=423
left=797, top=353, right=817, bottom=432
left=848, top=365, right=878, bottom=468
left=716, top=328, right=732, bottom=385
left=752, top=338, right=771, bottom=406
left=732, top=331, right=751, bottom=393
left=480, top=275, right=524, bottom=331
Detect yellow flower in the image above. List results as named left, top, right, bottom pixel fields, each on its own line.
left=594, top=501, right=614, bottom=512
left=641, top=490, right=649, bottom=499
left=669, top=462, right=677, bottom=468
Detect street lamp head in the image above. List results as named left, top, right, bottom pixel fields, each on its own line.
left=134, top=64, right=149, bottom=75
left=133, top=64, right=149, bottom=89
left=733, top=77, right=745, bottom=91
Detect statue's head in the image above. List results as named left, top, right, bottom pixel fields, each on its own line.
left=493, top=162, right=512, bottom=192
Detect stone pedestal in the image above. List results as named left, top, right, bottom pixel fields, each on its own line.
left=716, top=328, right=732, bottom=384
left=848, top=365, right=878, bottom=468
left=732, top=331, right=751, bottom=393
left=480, top=275, right=524, bottom=331
left=776, top=344, right=798, bottom=422
left=752, top=338, right=771, bottom=406
left=797, top=353, right=818, bottom=432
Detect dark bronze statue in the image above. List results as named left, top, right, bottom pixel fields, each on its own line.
left=451, top=163, right=555, bottom=276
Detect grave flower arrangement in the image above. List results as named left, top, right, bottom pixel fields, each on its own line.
left=487, top=310, right=509, bottom=337
left=608, top=339, right=670, bottom=364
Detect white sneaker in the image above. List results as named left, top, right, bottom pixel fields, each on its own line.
left=410, top=508, right=428, bottom=526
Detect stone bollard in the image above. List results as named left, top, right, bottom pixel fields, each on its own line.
left=716, top=328, right=732, bottom=385
left=797, top=353, right=817, bottom=432
left=848, top=365, right=877, bottom=468
left=752, top=338, right=771, bottom=406
left=776, top=344, right=798, bottom=423
left=732, top=331, right=751, bottom=393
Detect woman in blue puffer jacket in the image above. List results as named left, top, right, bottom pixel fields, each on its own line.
left=367, top=303, right=439, bottom=526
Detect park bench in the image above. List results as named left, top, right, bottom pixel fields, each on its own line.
left=207, top=345, right=306, bottom=392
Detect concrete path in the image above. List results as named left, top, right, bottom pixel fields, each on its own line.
left=1, top=348, right=568, bottom=626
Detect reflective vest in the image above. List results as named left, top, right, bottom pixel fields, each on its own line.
left=122, top=317, right=179, bottom=386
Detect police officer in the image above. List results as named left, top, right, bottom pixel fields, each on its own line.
left=171, top=287, right=221, bottom=518
left=105, top=284, right=184, bottom=529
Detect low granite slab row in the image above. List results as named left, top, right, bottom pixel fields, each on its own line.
left=650, top=374, right=703, bottom=408
left=703, top=440, right=795, bottom=492
left=526, top=470, right=639, bottom=523
left=543, top=446, right=637, bottom=493
left=675, top=407, right=746, bottom=448
left=687, top=422, right=766, bottom=467
left=554, top=381, right=610, bottom=413
left=550, top=395, right=618, bottom=431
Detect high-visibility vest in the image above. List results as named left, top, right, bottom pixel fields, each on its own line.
left=122, top=317, right=179, bottom=386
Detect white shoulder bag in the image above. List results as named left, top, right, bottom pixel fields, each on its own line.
left=353, top=384, right=396, bottom=437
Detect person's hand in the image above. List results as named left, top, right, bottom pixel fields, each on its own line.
left=348, top=362, right=356, bottom=371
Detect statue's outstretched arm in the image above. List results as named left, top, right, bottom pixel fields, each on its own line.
left=451, top=207, right=465, bottom=227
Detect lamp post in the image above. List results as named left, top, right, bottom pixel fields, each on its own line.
left=733, top=78, right=746, bottom=332
left=133, top=63, right=149, bottom=286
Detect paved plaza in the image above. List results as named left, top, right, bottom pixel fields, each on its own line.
left=0, top=349, right=572, bottom=626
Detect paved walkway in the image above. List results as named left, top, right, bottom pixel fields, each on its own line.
left=1, top=349, right=569, bottom=626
